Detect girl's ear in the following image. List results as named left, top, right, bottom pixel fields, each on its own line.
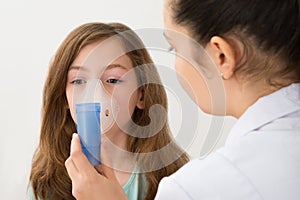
left=136, top=88, right=145, bottom=109
left=206, top=36, right=237, bottom=80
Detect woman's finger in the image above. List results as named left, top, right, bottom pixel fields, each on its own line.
left=65, top=157, right=79, bottom=181
left=70, top=133, right=95, bottom=176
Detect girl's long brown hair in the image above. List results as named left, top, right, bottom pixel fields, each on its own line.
left=29, top=22, right=189, bottom=200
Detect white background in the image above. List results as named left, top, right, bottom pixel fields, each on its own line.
left=0, top=0, right=236, bottom=199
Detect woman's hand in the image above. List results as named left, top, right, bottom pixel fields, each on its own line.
left=65, top=133, right=128, bottom=200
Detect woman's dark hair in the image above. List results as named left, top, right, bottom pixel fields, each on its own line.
left=170, top=0, right=300, bottom=87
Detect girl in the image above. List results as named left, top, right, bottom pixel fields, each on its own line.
left=28, top=22, right=189, bottom=200
left=67, top=0, right=300, bottom=199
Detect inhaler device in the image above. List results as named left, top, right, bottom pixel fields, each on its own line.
left=75, top=80, right=116, bottom=166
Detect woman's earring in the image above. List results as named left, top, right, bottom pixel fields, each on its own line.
left=220, top=71, right=233, bottom=80
left=220, top=72, right=227, bottom=80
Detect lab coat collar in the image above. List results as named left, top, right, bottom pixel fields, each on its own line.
left=226, top=83, right=300, bottom=145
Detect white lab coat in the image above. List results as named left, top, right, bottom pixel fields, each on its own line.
left=155, top=83, right=300, bottom=200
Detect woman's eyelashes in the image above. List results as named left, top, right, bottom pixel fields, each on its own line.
left=168, top=46, right=175, bottom=53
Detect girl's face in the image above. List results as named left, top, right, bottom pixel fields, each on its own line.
left=163, top=2, right=226, bottom=115
left=66, top=40, right=144, bottom=135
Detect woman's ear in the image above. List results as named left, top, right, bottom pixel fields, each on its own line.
left=206, top=36, right=237, bottom=80
left=136, top=88, right=145, bottom=109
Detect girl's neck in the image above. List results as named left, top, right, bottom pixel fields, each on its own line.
left=102, top=129, right=135, bottom=186
left=105, top=129, right=128, bottom=150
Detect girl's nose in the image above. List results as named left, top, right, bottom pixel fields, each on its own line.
left=84, top=79, right=117, bottom=133
left=80, top=79, right=107, bottom=103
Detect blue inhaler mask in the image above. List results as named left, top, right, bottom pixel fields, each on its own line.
left=75, top=79, right=116, bottom=166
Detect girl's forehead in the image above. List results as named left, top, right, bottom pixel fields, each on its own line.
left=70, top=54, right=133, bottom=72
left=71, top=39, right=133, bottom=73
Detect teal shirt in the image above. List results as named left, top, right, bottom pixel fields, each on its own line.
left=27, top=173, right=147, bottom=200
left=123, top=172, right=147, bottom=200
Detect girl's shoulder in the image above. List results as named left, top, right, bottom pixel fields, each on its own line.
left=27, top=186, right=40, bottom=200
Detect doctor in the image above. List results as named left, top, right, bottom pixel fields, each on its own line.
left=65, top=0, right=300, bottom=199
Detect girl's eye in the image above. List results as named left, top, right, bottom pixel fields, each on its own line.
left=106, top=79, right=122, bottom=84
left=71, top=79, right=86, bottom=85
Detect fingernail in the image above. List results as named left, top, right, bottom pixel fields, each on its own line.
left=72, top=133, right=77, bottom=138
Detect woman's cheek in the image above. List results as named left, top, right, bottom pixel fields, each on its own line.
left=174, top=56, right=212, bottom=114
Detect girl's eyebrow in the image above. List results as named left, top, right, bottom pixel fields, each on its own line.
left=68, top=64, right=129, bottom=72
left=106, top=64, right=129, bottom=70
left=68, top=66, right=88, bottom=71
